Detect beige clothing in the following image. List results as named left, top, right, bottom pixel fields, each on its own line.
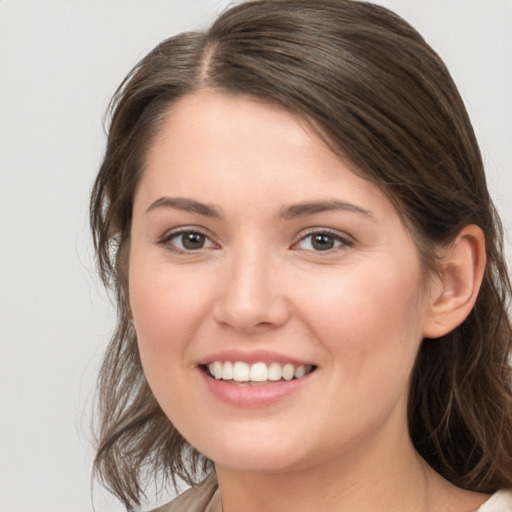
left=478, top=489, right=512, bottom=511
left=152, top=475, right=512, bottom=512
left=151, top=474, right=221, bottom=512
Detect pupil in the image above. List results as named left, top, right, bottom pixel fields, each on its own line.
left=312, top=234, right=334, bottom=251
left=182, top=232, right=205, bottom=250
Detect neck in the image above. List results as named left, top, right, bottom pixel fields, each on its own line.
left=215, top=422, right=430, bottom=512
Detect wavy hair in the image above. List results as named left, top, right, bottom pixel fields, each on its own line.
left=90, top=1, right=512, bottom=509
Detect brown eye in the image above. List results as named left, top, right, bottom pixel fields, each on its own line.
left=181, top=232, right=206, bottom=250
left=311, top=234, right=336, bottom=251
left=296, top=230, right=352, bottom=252
left=165, top=230, right=215, bottom=252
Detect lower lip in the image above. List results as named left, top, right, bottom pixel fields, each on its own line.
left=199, top=368, right=315, bottom=407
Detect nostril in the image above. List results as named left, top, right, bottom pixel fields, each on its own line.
left=213, top=303, right=292, bottom=334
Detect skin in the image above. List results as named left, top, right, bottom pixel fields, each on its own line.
left=129, top=90, right=489, bottom=512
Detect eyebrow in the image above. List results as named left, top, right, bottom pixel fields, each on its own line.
left=145, top=197, right=222, bottom=218
left=145, top=196, right=373, bottom=220
left=277, top=200, right=373, bottom=219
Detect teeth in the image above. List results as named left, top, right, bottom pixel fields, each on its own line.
left=282, top=363, right=295, bottom=381
left=207, top=361, right=313, bottom=382
left=233, top=362, right=250, bottom=382
left=223, top=361, right=233, bottom=380
left=213, top=361, right=223, bottom=380
left=250, top=362, right=268, bottom=382
left=268, top=362, right=282, bottom=381
left=294, top=365, right=306, bottom=378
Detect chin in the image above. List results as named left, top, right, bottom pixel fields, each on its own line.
left=211, top=449, right=302, bottom=474
left=192, top=428, right=308, bottom=474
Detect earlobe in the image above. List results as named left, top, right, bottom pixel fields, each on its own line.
left=422, top=225, right=486, bottom=339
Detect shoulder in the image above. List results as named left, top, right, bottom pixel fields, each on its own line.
left=149, top=473, right=218, bottom=512
left=478, top=489, right=512, bottom=511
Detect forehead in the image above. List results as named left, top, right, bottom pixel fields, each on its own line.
left=137, top=90, right=387, bottom=208
left=146, top=90, right=324, bottom=172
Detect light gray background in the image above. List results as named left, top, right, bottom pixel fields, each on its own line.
left=0, top=1, right=510, bottom=511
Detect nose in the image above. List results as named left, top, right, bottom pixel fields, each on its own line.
left=212, top=248, right=291, bottom=334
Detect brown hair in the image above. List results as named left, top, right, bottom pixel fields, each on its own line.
left=90, top=1, right=512, bottom=509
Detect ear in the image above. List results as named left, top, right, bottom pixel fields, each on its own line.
left=422, top=225, right=486, bottom=339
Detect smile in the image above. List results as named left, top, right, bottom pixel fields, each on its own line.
left=206, top=361, right=316, bottom=383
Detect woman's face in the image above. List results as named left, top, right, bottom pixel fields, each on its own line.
left=129, top=90, right=437, bottom=474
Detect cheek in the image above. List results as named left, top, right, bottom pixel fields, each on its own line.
left=298, top=263, right=426, bottom=379
left=298, top=266, right=426, bottom=445
left=128, top=259, right=206, bottom=374
left=128, top=264, right=210, bottom=427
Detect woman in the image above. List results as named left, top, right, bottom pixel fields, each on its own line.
left=90, top=1, right=512, bottom=511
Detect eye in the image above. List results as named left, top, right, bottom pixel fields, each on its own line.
left=294, top=230, right=352, bottom=252
left=163, top=230, right=216, bottom=252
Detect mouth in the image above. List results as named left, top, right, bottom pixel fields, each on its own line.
left=202, top=361, right=317, bottom=384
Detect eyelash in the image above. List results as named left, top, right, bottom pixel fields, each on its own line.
left=158, top=228, right=216, bottom=254
left=158, top=227, right=354, bottom=255
left=292, top=228, right=354, bottom=253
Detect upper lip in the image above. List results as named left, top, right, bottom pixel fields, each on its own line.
left=196, top=349, right=314, bottom=367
